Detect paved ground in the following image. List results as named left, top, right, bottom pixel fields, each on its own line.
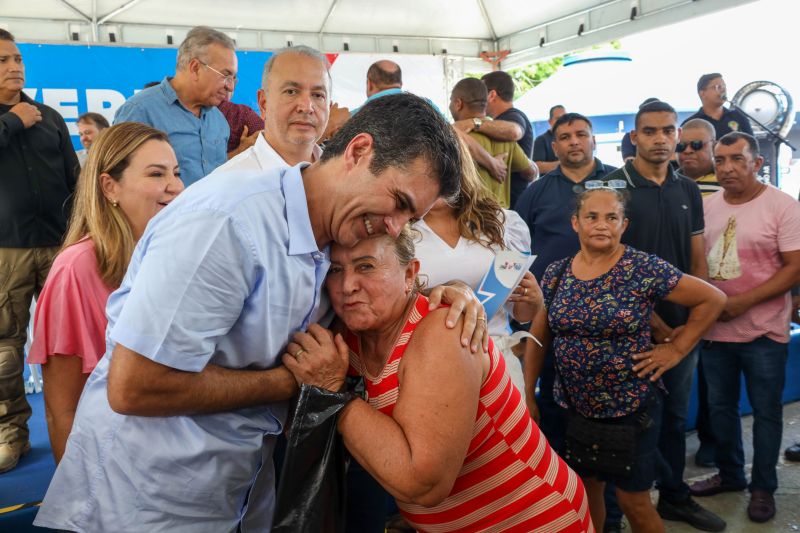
left=645, top=401, right=800, bottom=532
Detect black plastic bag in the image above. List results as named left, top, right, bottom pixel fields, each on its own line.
left=272, top=384, right=353, bottom=533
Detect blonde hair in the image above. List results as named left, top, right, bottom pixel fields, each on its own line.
left=63, top=122, right=170, bottom=287
left=450, top=136, right=506, bottom=249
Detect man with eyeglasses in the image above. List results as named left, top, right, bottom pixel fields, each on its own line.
left=604, top=100, right=726, bottom=532
left=114, top=25, right=236, bottom=186
left=683, top=73, right=753, bottom=139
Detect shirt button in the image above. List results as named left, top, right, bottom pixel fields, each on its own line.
left=312, top=252, right=324, bottom=261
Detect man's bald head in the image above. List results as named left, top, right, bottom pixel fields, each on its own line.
left=366, top=60, right=402, bottom=96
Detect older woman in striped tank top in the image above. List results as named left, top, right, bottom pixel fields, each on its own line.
left=286, top=227, right=594, bottom=533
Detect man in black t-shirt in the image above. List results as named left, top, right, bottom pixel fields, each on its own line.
left=481, top=71, right=537, bottom=210
left=683, top=73, right=753, bottom=139
left=0, top=30, right=78, bottom=473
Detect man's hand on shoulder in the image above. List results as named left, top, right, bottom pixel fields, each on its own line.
left=452, top=119, right=475, bottom=134
left=10, top=102, right=42, bottom=128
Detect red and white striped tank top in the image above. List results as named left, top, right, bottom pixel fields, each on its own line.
left=345, top=295, right=593, bottom=533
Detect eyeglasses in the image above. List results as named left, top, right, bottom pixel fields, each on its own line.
left=584, top=179, right=627, bottom=190
left=200, top=61, right=237, bottom=87
left=706, top=83, right=726, bottom=92
left=676, top=140, right=708, bottom=153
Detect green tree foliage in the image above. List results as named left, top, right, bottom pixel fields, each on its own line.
left=468, top=40, right=622, bottom=100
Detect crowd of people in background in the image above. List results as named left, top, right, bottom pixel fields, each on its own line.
left=1, top=22, right=799, bottom=533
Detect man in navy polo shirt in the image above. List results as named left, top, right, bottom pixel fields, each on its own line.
left=605, top=100, right=725, bottom=532
left=518, top=113, right=615, bottom=429
left=683, top=73, right=753, bottom=139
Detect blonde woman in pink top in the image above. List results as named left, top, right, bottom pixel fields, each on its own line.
left=28, top=122, right=183, bottom=463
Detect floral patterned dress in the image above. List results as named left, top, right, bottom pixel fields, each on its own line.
left=541, top=246, right=682, bottom=419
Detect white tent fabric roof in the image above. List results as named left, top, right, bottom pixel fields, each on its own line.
left=0, top=0, right=757, bottom=67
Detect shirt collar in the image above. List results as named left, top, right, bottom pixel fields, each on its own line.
left=621, top=159, right=678, bottom=188
left=551, top=158, right=605, bottom=183
left=159, top=77, right=180, bottom=105
left=256, top=133, right=322, bottom=168
left=160, top=76, right=212, bottom=117
left=282, top=164, right=323, bottom=256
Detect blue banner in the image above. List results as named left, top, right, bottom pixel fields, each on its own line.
left=19, top=42, right=272, bottom=149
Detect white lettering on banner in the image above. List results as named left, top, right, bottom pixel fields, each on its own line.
left=42, top=89, right=79, bottom=134
left=86, top=89, right=126, bottom=125
left=23, top=88, right=129, bottom=137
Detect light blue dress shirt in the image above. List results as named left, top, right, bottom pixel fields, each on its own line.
left=114, top=77, right=229, bottom=187
left=35, top=165, right=330, bottom=533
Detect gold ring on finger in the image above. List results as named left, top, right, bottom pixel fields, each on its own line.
left=294, top=349, right=306, bottom=358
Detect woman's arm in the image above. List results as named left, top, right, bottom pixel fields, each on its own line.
left=41, top=356, right=89, bottom=464
left=522, top=308, right=552, bottom=423
left=336, top=309, right=483, bottom=506
left=632, top=274, right=726, bottom=380
left=508, top=271, right=543, bottom=323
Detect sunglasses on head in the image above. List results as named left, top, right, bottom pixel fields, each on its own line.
left=676, top=140, right=707, bottom=153
left=584, top=179, right=627, bottom=190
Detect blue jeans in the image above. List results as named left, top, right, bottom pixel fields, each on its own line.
left=701, top=337, right=787, bottom=494
left=656, top=346, right=699, bottom=503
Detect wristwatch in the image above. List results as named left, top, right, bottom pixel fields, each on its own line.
left=472, top=117, right=482, bottom=131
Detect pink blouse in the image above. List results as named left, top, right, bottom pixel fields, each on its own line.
left=28, top=238, right=114, bottom=374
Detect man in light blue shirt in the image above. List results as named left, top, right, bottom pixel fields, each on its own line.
left=114, top=26, right=233, bottom=186
left=35, top=93, right=468, bottom=533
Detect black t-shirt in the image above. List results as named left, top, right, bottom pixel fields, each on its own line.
left=532, top=129, right=557, bottom=163
left=683, top=107, right=754, bottom=139
left=607, top=161, right=704, bottom=327
left=495, top=107, right=534, bottom=210
left=0, top=92, right=78, bottom=247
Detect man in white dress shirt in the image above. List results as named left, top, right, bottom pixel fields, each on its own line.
left=217, top=45, right=329, bottom=173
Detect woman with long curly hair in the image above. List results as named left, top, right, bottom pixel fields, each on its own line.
left=413, top=138, right=541, bottom=394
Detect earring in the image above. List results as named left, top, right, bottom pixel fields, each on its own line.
left=109, top=199, right=118, bottom=207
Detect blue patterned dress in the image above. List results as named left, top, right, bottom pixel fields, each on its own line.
left=541, top=246, right=682, bottom=418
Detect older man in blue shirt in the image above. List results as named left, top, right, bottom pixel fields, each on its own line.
left=114, top=26, right=234, bottom=186
left=35, top=94, right=475, bottom=533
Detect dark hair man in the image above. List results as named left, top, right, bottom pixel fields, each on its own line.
left=449, top=77, right=537, bottom=208
left=516, top=109, right=617, bottom=446
left=621, top=97, right=660, bottom=161
left=531, top=104, right=566, bottom=175
left=603, top=100, right=727, bottom=532
left=689, top=131, right=800, bottom=524
left=76, top=111, right=110, bottom=167
left=683, top=73, right=753, bottom=139
left=115, top=26, right=237, bottom=186
left=35, top=93, right=482, bottom=533
left=451, top=72, right=530, bottom=197
left=481, top=70, right=536, bottom=210
left=0, top=29, right=79, bottom=473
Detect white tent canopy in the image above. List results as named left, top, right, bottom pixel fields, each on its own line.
left=0, top=0, right=755, bottom=68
